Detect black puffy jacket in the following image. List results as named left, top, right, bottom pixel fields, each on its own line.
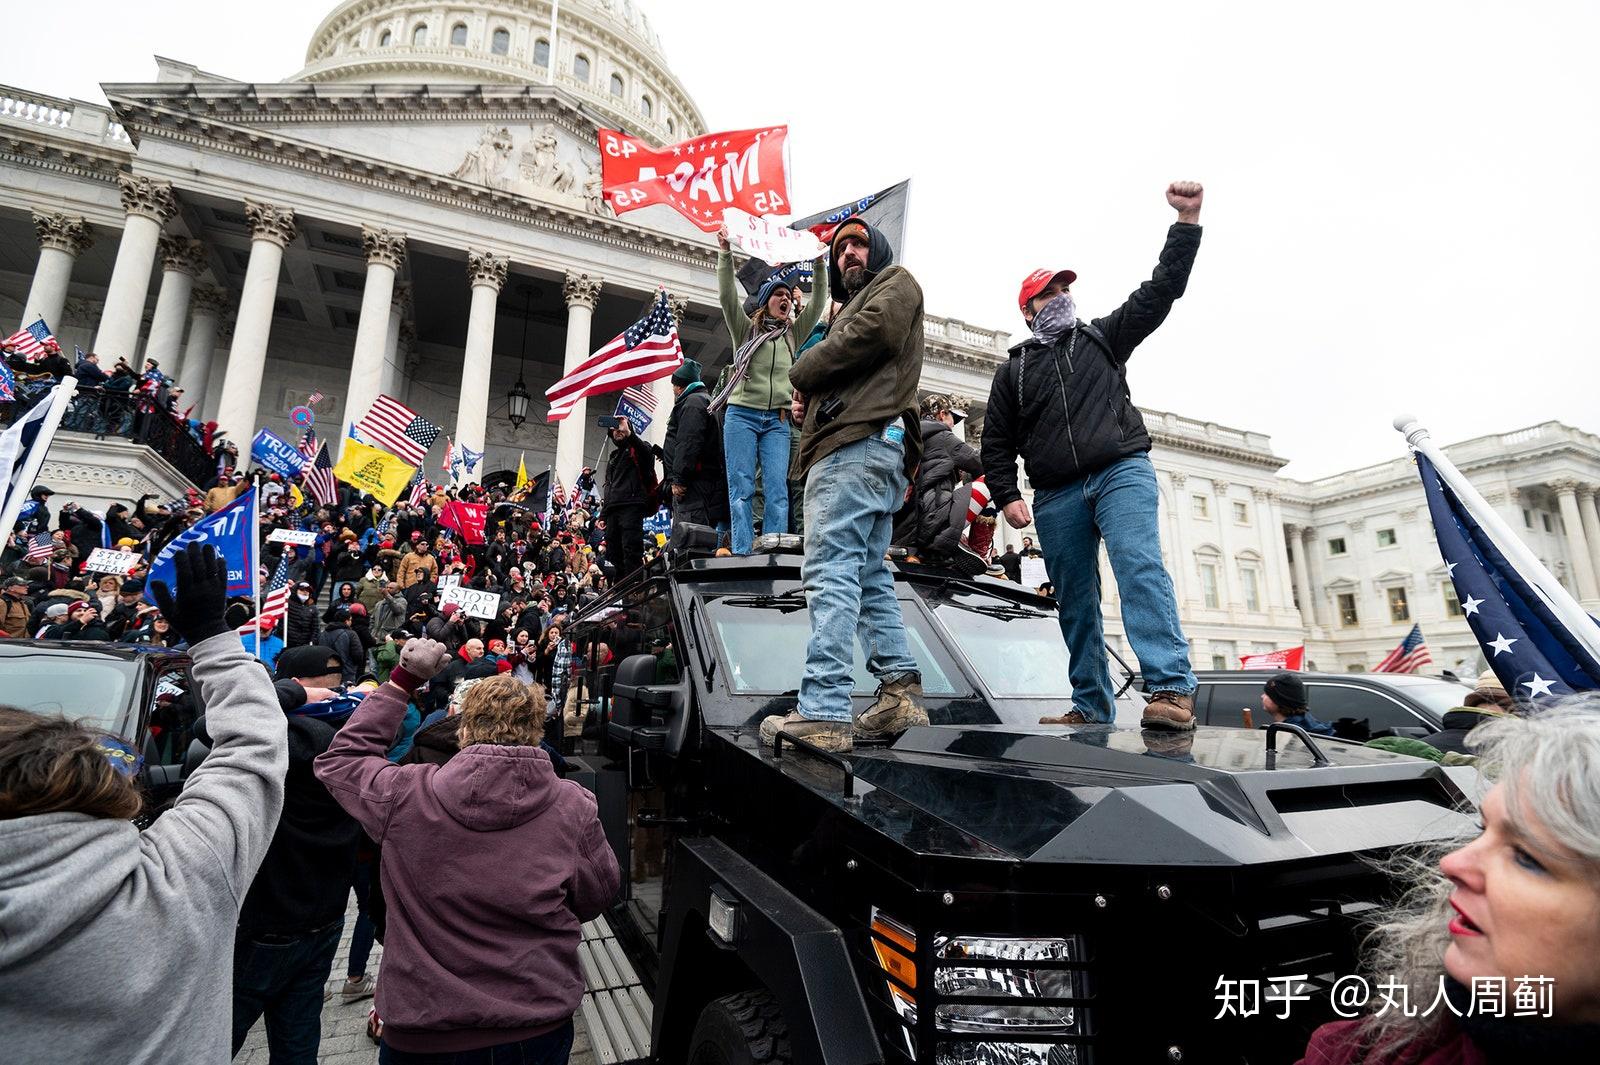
left=916, top=418, right=982, bottom=545
left=982, top=223, right=1201, bottom=505
left=602, top=432, right=661, bottom=512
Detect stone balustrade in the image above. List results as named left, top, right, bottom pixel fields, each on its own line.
left=0, top=85, right=131, bottom=145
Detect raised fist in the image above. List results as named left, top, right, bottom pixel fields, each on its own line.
left=1166, top=181, right=1203, bottom=221
left=392, top=637, right=451, bottom=692
left=716, top=225, right=731, bottom=252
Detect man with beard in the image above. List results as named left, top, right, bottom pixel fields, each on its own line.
left=760, top=218, right=927, bottom=753
left=982, top=182, right=1204, bottom=730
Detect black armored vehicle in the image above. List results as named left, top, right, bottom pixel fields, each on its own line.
left=559, top=535, right=1480, bottom=1065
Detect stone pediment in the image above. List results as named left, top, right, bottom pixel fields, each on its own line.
left=100, top=79, right=711, bottom=245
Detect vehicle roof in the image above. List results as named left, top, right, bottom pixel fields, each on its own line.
left=1183, top=670, right=1470, bottom=686
left=0, top=640, right=188, bottom=663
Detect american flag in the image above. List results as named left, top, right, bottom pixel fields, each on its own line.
left=0, top=359, right=14, bottom=403
left=306, top=391, right=324, bottom=407
left=1373, top=623, right=1433, bottom=674
left=622, top=384, right=657, bottom=413
left=251, top=555, right=292, bottom=632
left=408, top=471, right=429, bottom=508
left=303, top=441, right=338, bottom=506
left=546, top=291, right=682, bottom=421
left=23, top=530, right=54, bottom=563
left=2, top=320, right=57, bottom=362
left=297, top=427, right=319, bottom=460
left=354, top=395, right=441, bottom=467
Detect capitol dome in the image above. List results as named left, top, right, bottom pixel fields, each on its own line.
left=295, top=0, right=706, bottom=144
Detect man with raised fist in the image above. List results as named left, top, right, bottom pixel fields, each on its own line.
left=982, top=182, right=1206, bottom=731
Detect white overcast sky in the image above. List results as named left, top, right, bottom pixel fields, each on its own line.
left=10, top=0, right=1599, bottom=478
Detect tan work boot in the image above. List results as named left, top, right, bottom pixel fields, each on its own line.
left=1141, top=690, right=1197, bottom=731
left=856, top=677, right=929, bottom=743
left=760, top=711, right=853, bottom=752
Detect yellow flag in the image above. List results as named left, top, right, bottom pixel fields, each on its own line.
left=288, top=484, right=304, bottom=509
left=332, top=438, right=419, bottom=506
left=515, top=452, right=529, bottom=490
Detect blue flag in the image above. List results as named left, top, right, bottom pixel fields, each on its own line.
left=1417, top=451, right=1600, bottom=699
left=144, top=487, right=258, bottom=603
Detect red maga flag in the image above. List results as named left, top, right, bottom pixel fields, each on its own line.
left=439, top=500, right=488, bottom=545
left=600, top=126, right=789, bottom=232
left=1239, top=646, right=1306, bottom=671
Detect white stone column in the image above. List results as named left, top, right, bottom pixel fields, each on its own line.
left=380, top=282, right=410, bottom=399
left=457, top=249, right=507, bottom=484
left=1210, top=479, right=1242, bottom=611
left=202, top=324, right=232, bottom=424
left=146, top=236, right=206, bottom=378
left=1165, top=471, right=1192, bottom=609
left=1301, top=527, right=1328, bottom=629
left=1578, top=485, right=1600, bottom=590
left=94, top=175, right=177, bottom=361
left=344, top=226, right=407, bottom=434
left=180, top=286, right=227, bottom=416
left=1287, top=523, right=1316, bottom=633
left=1551, top=478, right=1600, bottom=601
left=22, top=212, right=93, bottom=333
left=555, top=270, right=603, bottom=486
left=215, top=200, right=297, bottom=443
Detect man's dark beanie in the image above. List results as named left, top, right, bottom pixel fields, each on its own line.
left=672, top=359, right=702, bottom=387
left=275, top=645, right=342, bottom=681
left=1264, top=671, right=1308, bottom=711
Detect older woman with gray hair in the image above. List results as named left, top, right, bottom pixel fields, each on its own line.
left=1298, top=703, right=1600, bottom=1063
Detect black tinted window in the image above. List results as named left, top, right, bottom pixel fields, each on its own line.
left=1200, top=683, right=1262, bottom=726
left=1306, top=685, right=1423, bottom=732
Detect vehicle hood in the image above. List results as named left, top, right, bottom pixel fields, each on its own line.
left=0, top=812, right=144, bottom=967
left=430, top=743, right=561, bottom=832
left=734, top=724, right=1480, bottom=866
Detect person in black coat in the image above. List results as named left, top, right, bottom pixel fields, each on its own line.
left=601, top=417, right=660, bottom=580
left=285, top=581, right=321, bottom=647
left=664, top=359, right=728, bottom=531
left=318, top=607, right=365, bottom=686
left=898, top=395, right=985, bottom=574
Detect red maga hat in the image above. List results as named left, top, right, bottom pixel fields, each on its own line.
left=1017, top=268, right=1078, bottom=314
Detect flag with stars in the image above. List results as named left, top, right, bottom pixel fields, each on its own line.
left=1373, top=623, right=1433, bottom=674
left=598, top=125, right=790, bottom=232
left=1416, top=449, right=1600, bottom=700
left=545, top=291, right=682, bottom=422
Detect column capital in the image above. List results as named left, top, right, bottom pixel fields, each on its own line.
left=1168, top=470, right=1188, bottom=488
left=467, top=249, right=508, bottom=291
left=1250, top=485, right=1276, bottom=502
left=1482, top=489, right=1508, bottom=505
left=244, top=200, right=298, bottom=248
left=398, top=320, right=417, bottom=350
left=1208, top=478, right=1230, bottom=495
left=191, top=284, right=230, bottom=317
left=117, top=174, right=177, bottom=224
left=157, top=235, right=207, bottom=277
left=1579, top=484, right=1597, bottom=504
left=391, top=281, right=412, bottom=313
left=1549, top=477, right=1582, bottom=496
left=32, top=211, right=93, bottom=255
left=362, top=225, right=407, bottom=269
left=563, top=270, right=603, bottom=309
left=667, top=294, right=689, bottom=323
left=1284, top=522, right=1304, bottom=537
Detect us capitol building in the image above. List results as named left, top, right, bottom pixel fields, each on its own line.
left=4, top=0, right=1600, bottom=677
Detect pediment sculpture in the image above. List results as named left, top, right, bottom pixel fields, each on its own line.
left=448, top=122, right=608, bottom=214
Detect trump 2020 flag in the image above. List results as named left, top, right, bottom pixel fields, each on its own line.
left=145, top=487, right=258, bottom=602
left=1414, top=447, right=1600, bottom=699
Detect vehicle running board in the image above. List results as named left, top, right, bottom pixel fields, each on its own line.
left=579, top=914, right=652, bottom=1064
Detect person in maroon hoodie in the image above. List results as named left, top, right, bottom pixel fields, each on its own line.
left=315, top=638, right=620, bottom=1064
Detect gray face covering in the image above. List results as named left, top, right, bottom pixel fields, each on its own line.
left=1030, top=292, right=1078, bottom=346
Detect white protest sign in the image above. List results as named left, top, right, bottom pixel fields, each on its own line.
left=722, top=206, right=827, bottom=265
left=268, top=528, right=319, bottom=546
left=438, top=573, right=462, bottom=592
left=1020, top=556, right=1049, bottom=589
left=441, top=584, right=500, bottom=620
left=84, top=548, right=141, bottom=576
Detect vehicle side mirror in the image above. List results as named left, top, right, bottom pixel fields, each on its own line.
left=612, top=653, right=662, bottom=728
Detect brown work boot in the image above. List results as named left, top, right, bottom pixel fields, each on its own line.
left=856, top=676, right=929, bottom=743
left=1039, top=710, right=1091, bottom=725
left=1141, top=690, right=1197, bottom=731
left=760, top=711, right=853, bottom=752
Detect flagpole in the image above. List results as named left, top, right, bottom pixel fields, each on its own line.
left=1396, top=414, right=1600, bottom=665
left=251, top=481, right=262, bottom=658
left=0, top=376, right=78, bottom=537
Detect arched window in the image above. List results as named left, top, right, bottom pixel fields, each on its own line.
left=450, top=22, right=468, bottom=46
left=379, top=29, right=392, bottom=47
left=534, top=38, right=550, bottom=65
left=609, top=73, right=624, bottom=97
left=666, top=116, right=675, bottom=135
left=573, top=54, right=591, bottom=81
left=491, top=27, right=510, bottom=55
left=412, top=24, right=427, bottom=45
left=640, top=95, right=652, bottom=118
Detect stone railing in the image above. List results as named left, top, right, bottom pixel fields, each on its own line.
left=923, top=315, right=1011, bottom=356
left=1141, top=407, right=1277, bottom=455
left=0, top=85, right=132, bottom=146
left=1302, top=420, right=1600, bottom=499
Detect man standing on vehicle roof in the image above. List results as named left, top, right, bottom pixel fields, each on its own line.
left=982, top=182, right=1205, bottom=730
left=760, top=217, right=928, bottom=754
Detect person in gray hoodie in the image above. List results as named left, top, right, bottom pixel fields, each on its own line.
left=0, top=543, right=287, bottom=1065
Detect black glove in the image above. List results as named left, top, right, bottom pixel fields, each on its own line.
left=150, top=543, right=231, bottom=646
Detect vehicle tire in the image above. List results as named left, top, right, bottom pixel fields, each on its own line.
left=686, top=989, right=793, bottom=1065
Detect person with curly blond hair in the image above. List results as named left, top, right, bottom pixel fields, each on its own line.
left=315, top=639, right=618, bottom=1064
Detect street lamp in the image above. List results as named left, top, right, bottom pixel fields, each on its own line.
left=506, top=283, right=535, bottom=429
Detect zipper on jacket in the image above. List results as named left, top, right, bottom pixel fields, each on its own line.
left=1052, top=331, right=1081, bottom=470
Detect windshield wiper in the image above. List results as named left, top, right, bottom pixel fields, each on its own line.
left=944, top=601, right=1052, bottom=622
left=718, top=590, right=808, bottom=613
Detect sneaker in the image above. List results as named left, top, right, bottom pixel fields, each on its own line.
left=941, top=543, right=988, bottom=578
left=1140, top=691, right=1197, bottom=732
left=759, top=711, right=853, bottom=752
left=856, top=677, right=929, bottom=743
left=341, top=975, right=376, bottom=1003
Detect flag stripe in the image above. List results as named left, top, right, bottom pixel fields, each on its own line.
left=548, top=347, right=683, bottom=419
left=545, top=338, right=682, bottom=403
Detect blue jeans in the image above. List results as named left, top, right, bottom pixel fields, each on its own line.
left=798, top=432, right=920, bottom=722
left=724, top=405, right=791, bottom=554
left=231, top=919, right=343, bottom=1062
left=1032, top=454, right=1195, bottom=722
left=380, top=1020, right=575, bottom=1064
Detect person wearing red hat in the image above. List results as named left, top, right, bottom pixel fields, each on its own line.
left=981, top=181, right=1205, bottom=730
